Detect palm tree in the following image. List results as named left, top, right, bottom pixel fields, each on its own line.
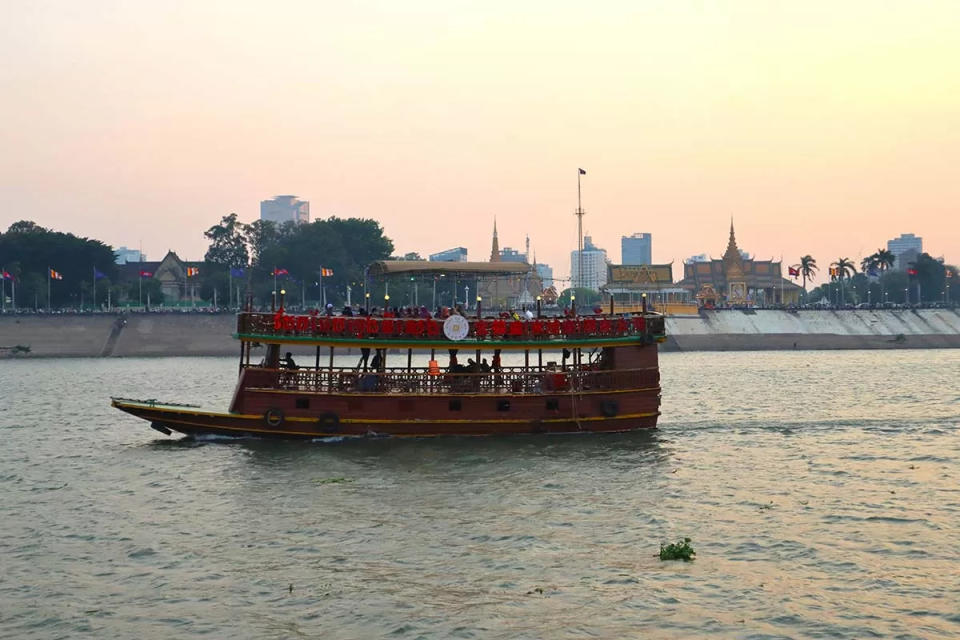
left=871, top=248, right=896, bottom=304
left=795, top=255, right=818, bottom=298
left=831, top=257, right=856, bottom=305
left=861, top=254, right=878, bottom=274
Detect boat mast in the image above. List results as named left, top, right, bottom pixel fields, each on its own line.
left=576, top=168, right=586, bottom=295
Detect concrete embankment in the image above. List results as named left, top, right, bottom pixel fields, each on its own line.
left=662, top=308, right=960, bottom=351
left=1, top=309, right=959, bottom=358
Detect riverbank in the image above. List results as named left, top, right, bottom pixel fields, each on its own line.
left=1, top=309, right=959, bottom=357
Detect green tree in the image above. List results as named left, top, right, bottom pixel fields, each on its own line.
left=0, top=220, right=116, bottom=309
left=795, top=255, right=818, bottom=296
left=204, top=213, right=249, bottom=267
left=557, top=287, right=602, bottom=308
left=831, top=257, right=856, bottom=305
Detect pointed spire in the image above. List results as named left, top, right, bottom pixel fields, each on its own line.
left=490, top=217, right=500, bottom=262
left=722, top=217, right=744, bottom=270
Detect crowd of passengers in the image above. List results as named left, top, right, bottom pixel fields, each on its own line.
left=294, top=302, right=606, bottom=320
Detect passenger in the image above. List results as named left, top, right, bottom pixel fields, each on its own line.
left=524, top=308, right=534, bottom=320
left=480, top=358, right=491, bottom=373
left=282, top=352, right=298, bottom=369
left=357, top=347, right=371, bottom=371
left=343, top=305, right=353, bottom=316
left=370, top=349, right=383, bottom=371
left=448, top=349, right=459, bottom=370
left=325, top=303, right=334, bottom=316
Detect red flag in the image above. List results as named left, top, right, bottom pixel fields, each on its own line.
left=788, top=266, right=800, bottom=277
left=1, top=270, right=12, bottom=280
left=321, top=267, right=334, bottom=277
left=186, top=267, right=200, bottom=277
left=139, top=270, right=153, bottom=278
left=907, top=268, right=918, bottom=276
left=272, top=268, right=289, bottom=276
left=49, top=268, right=63, bottom=280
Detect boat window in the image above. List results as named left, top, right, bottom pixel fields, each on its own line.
left=497, top=399, right=511, bottom=412
left=448, top=399, right=462, bottom=411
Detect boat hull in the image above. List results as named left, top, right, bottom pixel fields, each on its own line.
left=112, top=398, right=660, bottom=439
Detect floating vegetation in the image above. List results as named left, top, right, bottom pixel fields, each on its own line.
left=314, top=477, right=352, bottom=485
left=526, top=587, right=545, bottom=595
left=659, top=538, right=696, bottom=562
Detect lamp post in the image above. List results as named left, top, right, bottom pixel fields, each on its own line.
left=365, top=291, right=370, bottom=313
left=536, top=295, right=542, bottom=318
left=476, top=295, right=482, bottom=318
left=570, top=293, right=576, bottom=316
left=642, top=292, right=647, bottom=313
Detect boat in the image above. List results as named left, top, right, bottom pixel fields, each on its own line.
left=112, top=261, right=666, bottom=439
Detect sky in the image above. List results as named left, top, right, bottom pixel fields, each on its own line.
left=2, top=0, right=959, bottom=285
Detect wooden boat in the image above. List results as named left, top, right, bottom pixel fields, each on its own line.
left=113, top=267, right=666, bottom=440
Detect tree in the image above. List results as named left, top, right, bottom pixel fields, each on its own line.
left=796, top=255, right=818, bottom=295
left=830, top=258, right=856, bottom=306
left=557, top=287, right=602, bottom=308
left=907, top=253, right=945, bottom=303
left=0, top=220, right=116, bottom=309
left=204, top=213, right=249, bottom=267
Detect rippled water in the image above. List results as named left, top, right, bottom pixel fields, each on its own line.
left=2, top=350, right=959, bottom=639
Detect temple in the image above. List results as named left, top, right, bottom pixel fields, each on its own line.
left=676, top=221, right=802, bottom=307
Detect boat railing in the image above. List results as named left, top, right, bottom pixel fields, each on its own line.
left=244, top=365, right=660, bottom=395
left=237, top=311, right=666, bottom=342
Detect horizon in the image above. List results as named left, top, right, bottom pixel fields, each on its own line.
left=2, top=1, right=958, bottom=284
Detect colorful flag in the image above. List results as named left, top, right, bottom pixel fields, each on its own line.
left=320, top=267, right=334, bottom=277
left=946, top=269, right=954, bottom=278
left=229, top=267, right=245, bottom=278
left=186, top=267, right=200, bottom=277
left=94, top=268, right=106, bottom=280
left=907, top=268, right=918, bottom=276
left=1, top=270, right=12, bottom=280
left=788, top=266, right=800, bottom=277
left=49, top=268, right=63, bottom=280
left=272, top=268, right=288, bottom=276
left=578, top=168, right=586, bottom=175
left=139, top=270, right=153, bottom=278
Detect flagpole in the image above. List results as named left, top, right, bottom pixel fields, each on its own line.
left=575, top=169, right=585, bottom=296
left=47, top=266, right=51, bottom=311
left=139, top=272, right=142, bottom=308
left=228, top=270, right=233, bottom=309
left=274, top=266, right=277, bottom=297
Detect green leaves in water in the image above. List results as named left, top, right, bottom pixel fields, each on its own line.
left=659, top=537, right=696, bottom=562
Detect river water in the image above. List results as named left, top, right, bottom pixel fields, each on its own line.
left=1, top=350, right=958, bottom=639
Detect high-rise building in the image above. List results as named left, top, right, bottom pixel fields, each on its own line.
left=887, top=233, right=923, bottom=270
left=570, top=236, right=608, bottom=291
left=535, top=263, right=554, bottom=289
left=621, top=233, right=652, bottom=265
left=114, top=246, right=145, bottom=264
left=260, top=195, right=310, bottom=225
left=499, top=247, right=526, bottom=262
left=429, top=247, right=468, bottom=262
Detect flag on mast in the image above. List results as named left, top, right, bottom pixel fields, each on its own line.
left=49, top=268, right=63, bottom=280
left=578, top=168, right=586, bottom=175
left=320, top=267, right=334, bottom=277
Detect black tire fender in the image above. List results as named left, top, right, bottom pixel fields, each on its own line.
left=600, top=399, right=619, bottom=418
left=265, top=407, right=285, bottom=427
left=318, top=411, right=340, bottom=432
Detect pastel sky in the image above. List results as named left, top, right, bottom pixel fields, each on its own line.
left=2, top=0, right=958, bottom=284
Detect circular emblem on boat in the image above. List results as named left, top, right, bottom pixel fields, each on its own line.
left=443, top=315, right=470, bottom=341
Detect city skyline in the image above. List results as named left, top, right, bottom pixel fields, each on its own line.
left=2, top=2, right=958, bottom=284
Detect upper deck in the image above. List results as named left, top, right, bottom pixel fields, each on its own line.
left=236, top=311, right=666, bottom=350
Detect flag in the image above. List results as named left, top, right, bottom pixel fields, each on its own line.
left=229, top=267, right=245, bottom=278
left=94, top=268, right=106, bottom=280
left=945, top=269, right=954, bottom=278
left=578, top=168, right=586, bottom=175
left=1, top=270, right=12, bottom=281
left=49, top=268, right=63, bottom=280
left=907, top=268, right=918, bottom=276
left=320, top=267, right=334, bottom=277
left=272, top=268, right=288, bottom=276
left=788, top=266, right=800, bottom=277
left=186, top=267, right=200, bottom=277
left=139, top=270, right=153, bottom=278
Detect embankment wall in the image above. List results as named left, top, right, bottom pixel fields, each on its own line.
left=1, top=309, right=959, bottom=358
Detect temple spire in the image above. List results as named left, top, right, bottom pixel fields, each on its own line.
left=723, top=218, right=744, bottom=270
left=490, top=217, right=500, bottom=262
